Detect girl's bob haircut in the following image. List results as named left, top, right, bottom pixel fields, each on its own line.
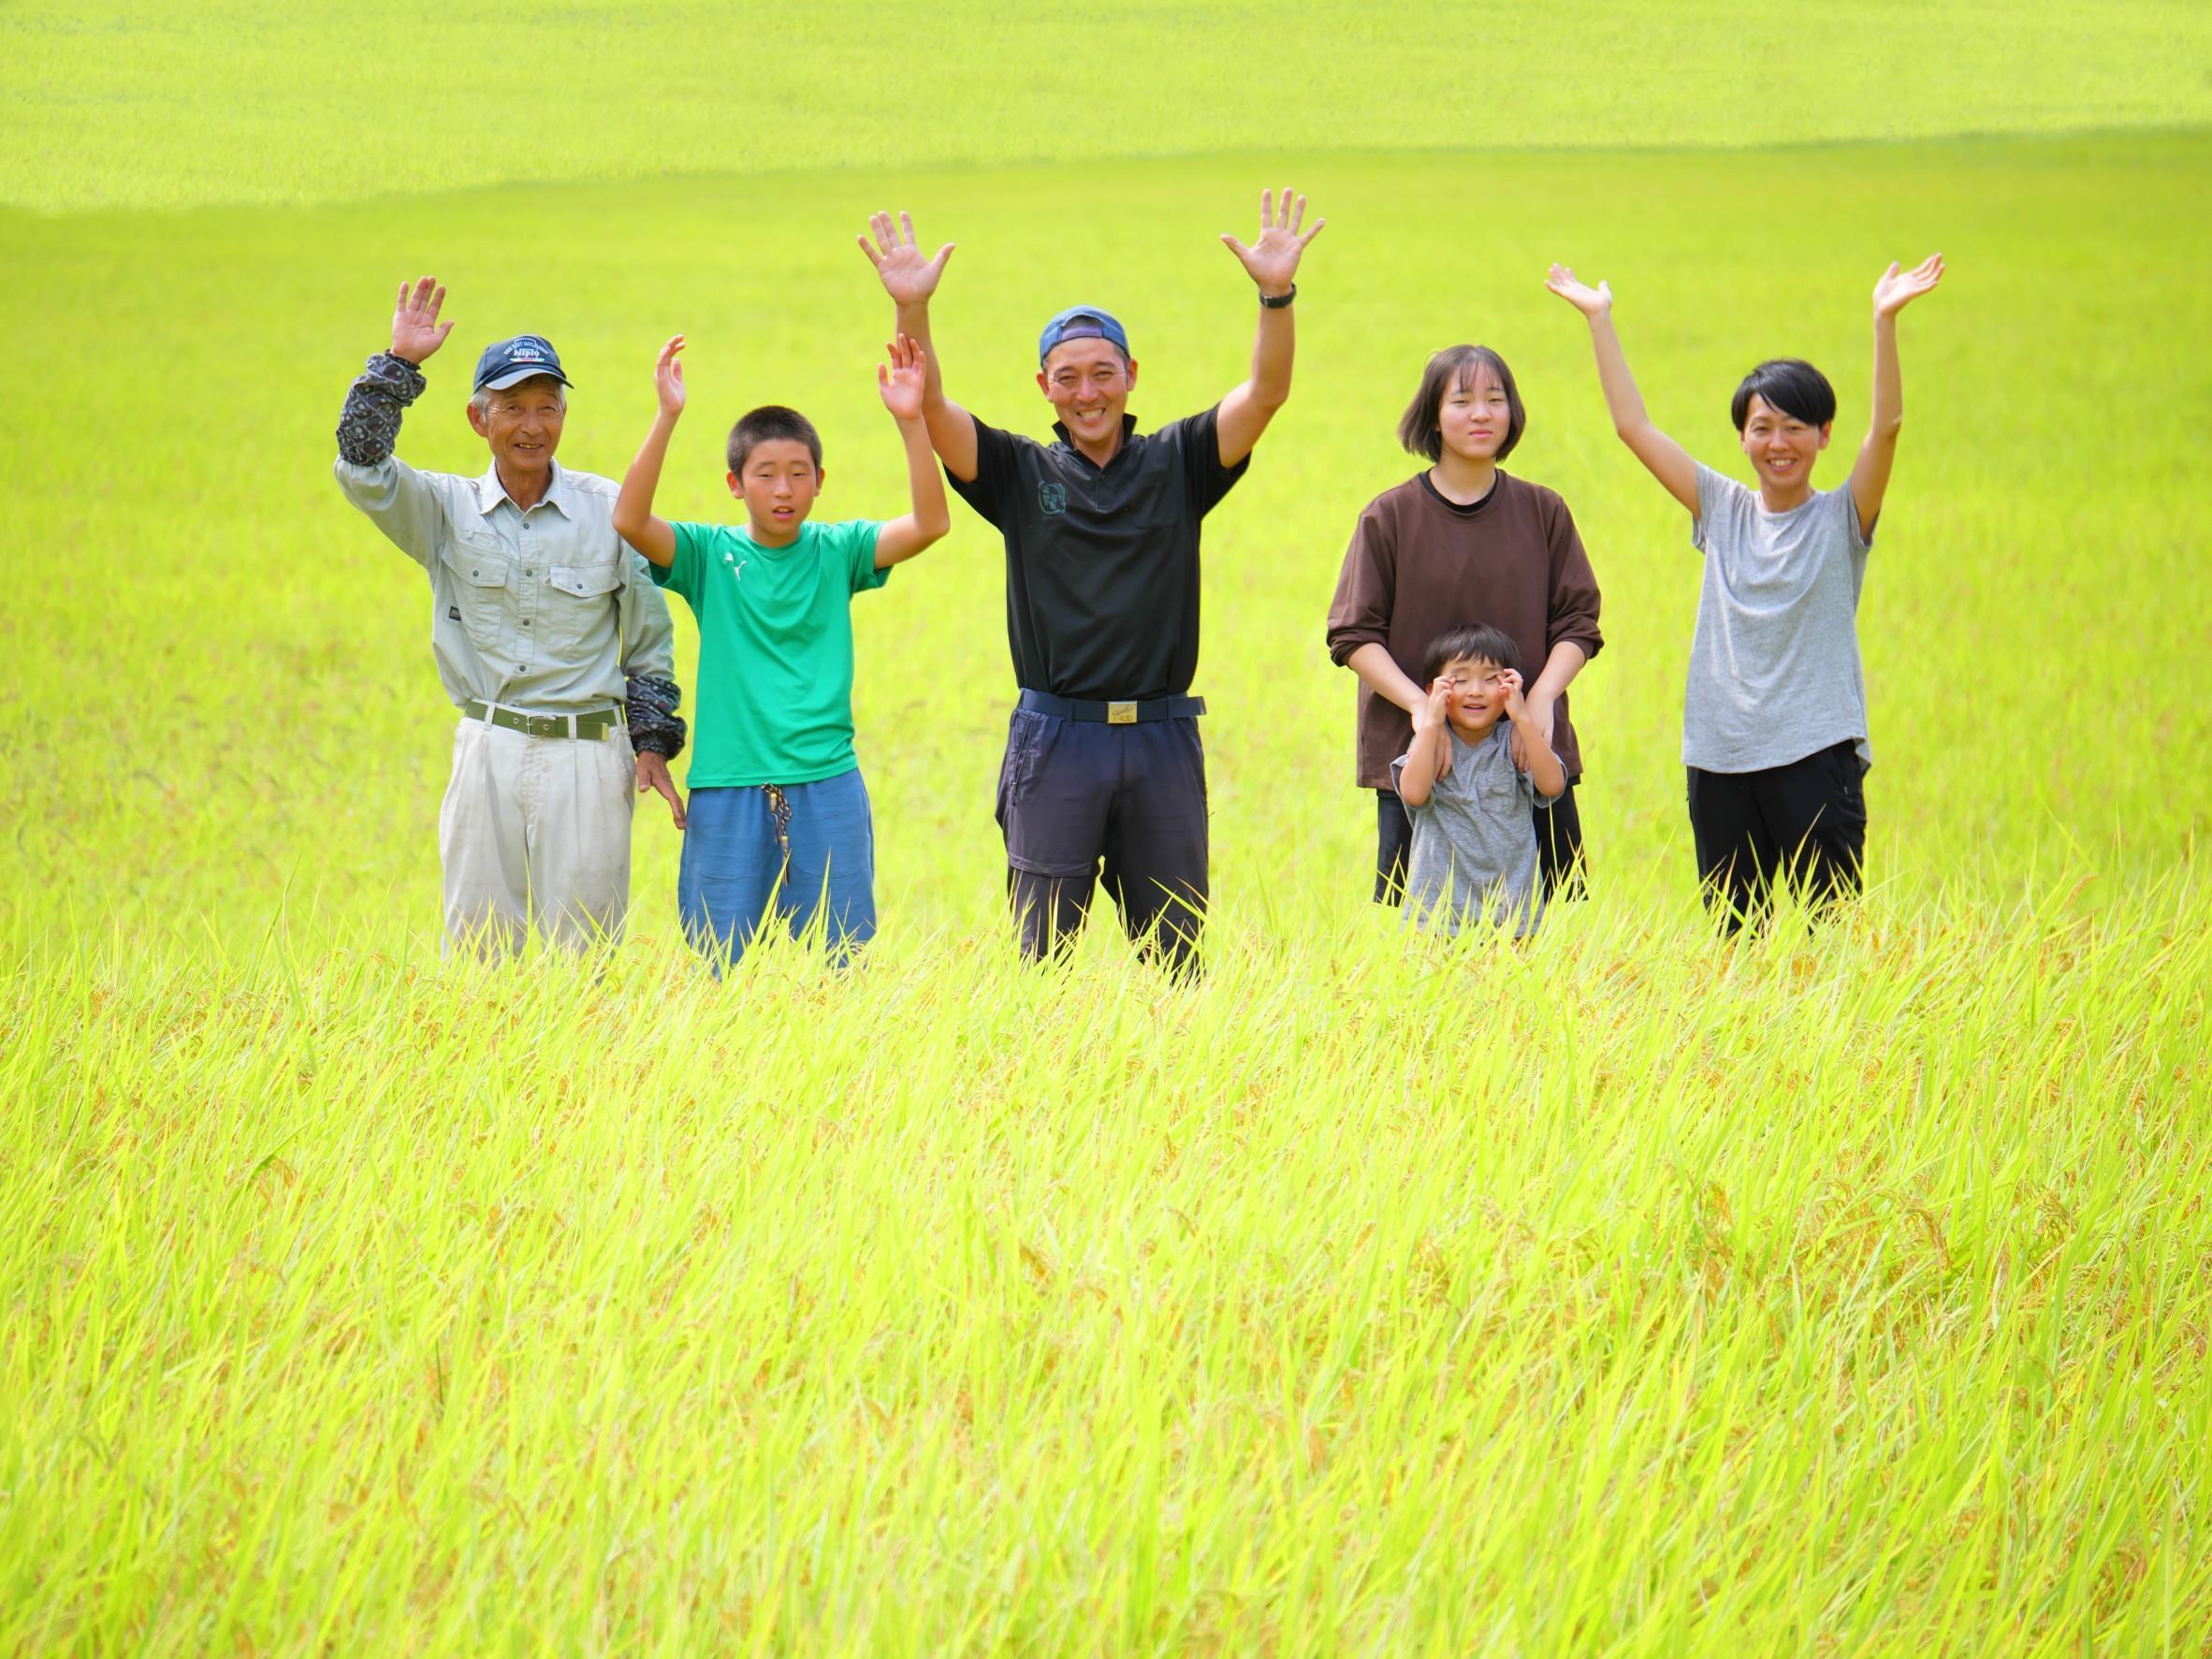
left=1398, top=344, right=1526, bottom=464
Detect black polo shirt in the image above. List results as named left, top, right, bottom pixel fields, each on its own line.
left=949, top=405, right=1248, bottom=701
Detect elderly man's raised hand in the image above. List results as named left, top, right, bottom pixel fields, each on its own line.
left=1220, top=187, right=1324, bottom=298
left=858, top=211, right=955, bottom=308
left=389, top=276, right=455, bottom=366
left=653, top=335, right=688, bottom=420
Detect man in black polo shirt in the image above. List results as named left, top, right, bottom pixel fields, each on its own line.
left=858, top=192, right=1325, bottom=970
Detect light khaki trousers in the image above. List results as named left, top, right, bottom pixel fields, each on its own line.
left=438, top=718, right=633, bottom=954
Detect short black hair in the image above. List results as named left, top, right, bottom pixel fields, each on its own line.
left=1730, top=358, right=1836, bottom=432
left=727, top=405, right=822, bottom=475
left=1398, top=344, right=1526, bottom=464
left=1421, top=622, right=1520, bottom=684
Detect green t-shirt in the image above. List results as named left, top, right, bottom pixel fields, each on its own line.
left=652, top=517, right=888, bottom=786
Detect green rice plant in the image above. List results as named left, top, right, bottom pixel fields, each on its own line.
left=3, top=867, right=2206, bottom=1652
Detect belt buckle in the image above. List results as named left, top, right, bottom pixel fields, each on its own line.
left=1107, top=701, right=1137, bottom=725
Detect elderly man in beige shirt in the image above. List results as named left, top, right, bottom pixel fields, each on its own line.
left=334, top=276, right=687, bottom=953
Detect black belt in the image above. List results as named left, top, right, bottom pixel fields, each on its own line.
left=1017, top=690, right=1206, bottom=725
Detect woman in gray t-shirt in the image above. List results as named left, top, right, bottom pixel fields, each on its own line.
left=1543, top=254, right=1945, bottom=928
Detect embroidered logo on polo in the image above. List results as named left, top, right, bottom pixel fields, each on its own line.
left=1039, top=479, right=1068, bottom=517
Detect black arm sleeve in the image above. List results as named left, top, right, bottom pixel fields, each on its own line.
left=335, top=351, right=428, bottom=465
left=626, top=674, right=687, bottom=760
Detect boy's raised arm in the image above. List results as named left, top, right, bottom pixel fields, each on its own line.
left=1545, top=266, right=1700, bottom=516
left=859, top=211, right=979, bottom=483
left=873, top=335, right=952, bottom=568
left=611, top=335, right=685, bottom=567
left=1215, top=186, right=1326, bottom=467
left=1848, top=254, right=1944, bottom=542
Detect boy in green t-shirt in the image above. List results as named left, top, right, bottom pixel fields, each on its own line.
left=613, top=332, right=950, bottom=965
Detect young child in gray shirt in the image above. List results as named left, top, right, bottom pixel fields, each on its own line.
left=1390, top=623, right=1567, bottom=938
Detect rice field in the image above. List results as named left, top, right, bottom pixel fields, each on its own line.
left=3, top=6, right=2209, bottom=1651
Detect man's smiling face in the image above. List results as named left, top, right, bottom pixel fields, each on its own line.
left=1038, top=338, right=1136, bottom=454
left=467, top=375, right=567, bottom=487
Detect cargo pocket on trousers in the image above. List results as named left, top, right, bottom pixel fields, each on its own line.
left=997, top=709, right=1049, bottom=829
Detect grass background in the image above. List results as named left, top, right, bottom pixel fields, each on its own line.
left=3, top=3, right=2210, bottom=1652
left=6, top=0, right=2210, bottom=211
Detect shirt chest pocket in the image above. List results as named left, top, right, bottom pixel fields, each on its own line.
left=538, top=558, right=623, bottom=654
left=1477, top=764, right=1526, bottom=813
left=442, top=535, right=514, bottom=657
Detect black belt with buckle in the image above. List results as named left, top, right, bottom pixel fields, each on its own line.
left=1016, top=690, right=1206, bottom=725
left=462, top=699, right=625, bottom=740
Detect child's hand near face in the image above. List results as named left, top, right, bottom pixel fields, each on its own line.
left=877, top=332, right=928, bottom=424
left=1414, top=677, right=1457, bottom=777
left=1499, top=667, right=1527, bottom=720
left=653, top=334, right=687, bottom=419
left=1414, top=677, right=1454, bottom=733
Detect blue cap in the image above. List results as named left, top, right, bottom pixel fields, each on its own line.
left=1038, top=306, right=1130, bottom=365
left=473, top=334, right=573, bottom=392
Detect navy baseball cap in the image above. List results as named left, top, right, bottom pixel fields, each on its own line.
left=473, top=334, right=573, bottom=392
left=1038, top=306, right=1130, bottom=365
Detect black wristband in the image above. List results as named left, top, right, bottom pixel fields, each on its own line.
left=1259, top=283, right=1297, bottom=310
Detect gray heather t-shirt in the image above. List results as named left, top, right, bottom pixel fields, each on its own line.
left=1390, top=722, right=1556, bottom=939
left=1685, top=463, right=1873, bottom=774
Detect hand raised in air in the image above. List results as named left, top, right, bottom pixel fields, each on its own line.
left=859, top=211, right=956, bottom=307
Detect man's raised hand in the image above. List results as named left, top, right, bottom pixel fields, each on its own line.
left=390, top=276, right=455, bottom=365
left=877, top=333, right=928, bottom=423
left=1873, top=254, right=1944, bottom=317
left=1543, top=264, right=1612, bottom=318
left=1221, top=187, right=1324, bottom=297
left=654, top=334, right=688, bottom=419
left=858, top=211, right=955, bottom=307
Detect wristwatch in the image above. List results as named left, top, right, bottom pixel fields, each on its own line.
left=1259, top=283, right=1297, bottom=310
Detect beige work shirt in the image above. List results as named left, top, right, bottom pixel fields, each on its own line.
left=334, top=455, right=676, bottom=713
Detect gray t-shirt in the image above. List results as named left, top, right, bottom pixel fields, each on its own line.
left=1684, top=463, right=1873, bottom=774
left=1390, top=722, right=1555, bottom=938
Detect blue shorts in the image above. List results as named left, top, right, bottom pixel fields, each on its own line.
left=677, top=768, right=876, bottom=967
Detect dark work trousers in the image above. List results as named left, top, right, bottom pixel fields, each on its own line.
left=1685, top=738, right=1867, bottom=933
left=997, top=707, right=1209, bottom=973
left=1374, top=778, right=1585, bottom=905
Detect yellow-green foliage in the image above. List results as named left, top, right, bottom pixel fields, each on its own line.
left=2, top=68, right=2210, bottom=1659
left=5, top=0, right=2212, bottom=210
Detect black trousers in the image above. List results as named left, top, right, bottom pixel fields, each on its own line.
left=1685, top=739, right=1866, bottom=932
left=997, top=707, right=1208, bottom=972
left=1374, top=778, right=1585, bottom=905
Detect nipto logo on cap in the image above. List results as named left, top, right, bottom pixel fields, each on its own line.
left=1038, top=306, right=1130, bottom=365
left=473, top=334, right=575, bottom=393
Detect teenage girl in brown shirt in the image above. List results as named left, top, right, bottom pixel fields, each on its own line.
left=1325, top=345, right=1604, bottom=902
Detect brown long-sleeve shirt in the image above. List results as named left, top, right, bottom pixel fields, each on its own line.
left=1325, top=471, right=1603, bottom=790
